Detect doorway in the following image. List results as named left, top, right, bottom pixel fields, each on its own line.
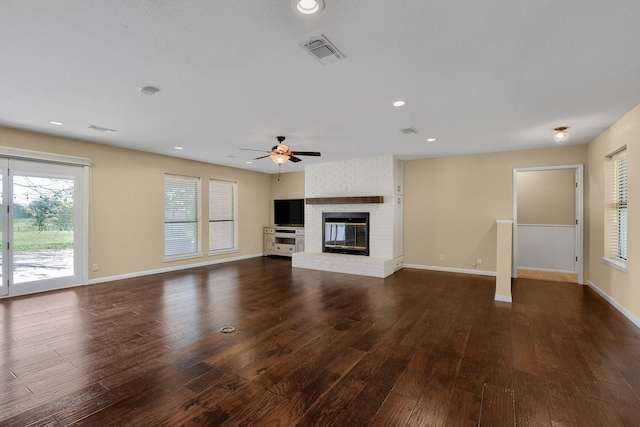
left=0, top=155, right=88, bottom=297
left=512, top=165, right=584, bottom=284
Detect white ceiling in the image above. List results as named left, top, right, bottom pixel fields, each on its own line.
left=1, top=1, right=639, bottom=173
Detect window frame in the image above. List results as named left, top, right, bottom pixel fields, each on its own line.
left=614, top=150, right=628, bottom=261
left=163, top=174, right=202, bottom=262
left=208, top=179, right=239, bottom=256
left=602, top=148, right=628, bottom=273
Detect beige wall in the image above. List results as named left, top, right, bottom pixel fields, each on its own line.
left=517, top=169, right=576, bottom=225
left=3, top=102, right=638, bottom=324
left=269, top=171, right=305, bottom=225
left=0, top=126, right=272, bottom=280
left=587, top=103, right=639, bottom=320
left=403, top=144, right=588, bottom=273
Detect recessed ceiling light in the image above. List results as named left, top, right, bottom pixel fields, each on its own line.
left=174, top=146, right=183, bottom=150
left=49, top=121, right=63, bottom=126
left=292, top=0, right=324, bottom=15
left=427, top=138, right=437, bottom=142
left=393, top=100, right=406, bottom=107
left=246, top=161, right=253, bottom=164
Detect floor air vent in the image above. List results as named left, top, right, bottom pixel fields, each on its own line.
left=300, top=35, right=345, bottom=65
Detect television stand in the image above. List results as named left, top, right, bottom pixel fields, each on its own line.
left=264, top=226, right=304, bottom=257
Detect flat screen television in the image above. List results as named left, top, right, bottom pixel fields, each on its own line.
left=274, top=199, right=304, bottom=226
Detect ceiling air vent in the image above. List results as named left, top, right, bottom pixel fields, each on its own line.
left=400, top=127, right=419, bottom=134
left=89, top=124, right=118, bottom=134
left=299, top=35, right=345, bottom=65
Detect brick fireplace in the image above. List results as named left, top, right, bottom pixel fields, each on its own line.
left=292, top=155, right=403, bottom=278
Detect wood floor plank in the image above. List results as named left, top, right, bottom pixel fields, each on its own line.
left=392, top=346, right=437, bottom=400
left=601, top=382, right=640, bottom=427
left=479, top=384, right=515, bottom=427
left=444, top=387, right=482, bottom=427
left=406, top=369, right=456, bottom=426
left=1, top=259, right=640, bottom=426
left=513, top=369, right=552, bottom=426
left=334, top=344, right=416, bottom=426
left=56, top=362, right=211, bottom=426
left=369, top=392, right=417, bottom=427
left=248, top=346, right=366, bottom=426
left=455, top=325, right=490, bottom=394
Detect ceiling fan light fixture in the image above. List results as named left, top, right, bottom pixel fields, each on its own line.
left=271, top=153, right=289, bottom=165
left=293, top=0, right=324, bottom=15
left=553, top=126, right=570, bottom=143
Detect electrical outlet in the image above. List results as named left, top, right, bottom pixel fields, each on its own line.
left=92, top=263, right=98, bottom=272
left=477, top=258, right=482, bottom=265
left=439, top=255, right=445, bottom=261
left=250, top=244, right=253, bottom=251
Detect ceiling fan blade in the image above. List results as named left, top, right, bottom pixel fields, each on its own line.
left=253, top=154, right=271, bottom=160
left=291, top=151, right=321, bottom=156
left=289, top=156, right=302, bottom=163
left=239, top=148, right=270, bottom=153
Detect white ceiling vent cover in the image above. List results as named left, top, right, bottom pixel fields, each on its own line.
left=299, top=35, right=345, bottom=65
left=400, top=127, right=419, bottom=134
left=89, top=124, right=118, bottom=134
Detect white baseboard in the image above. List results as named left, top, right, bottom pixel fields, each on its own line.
left=86, top=253, right=265, bottom=286
left=516, top=266, right=576, bottom=274
left=587, top=280, right=640, bottom=328
left=403, top=264, right=496, bottom=277
left=495, top=294, right=513, bottom=303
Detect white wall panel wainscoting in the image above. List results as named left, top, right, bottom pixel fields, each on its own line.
left=516, top=224, right=576, bottom=273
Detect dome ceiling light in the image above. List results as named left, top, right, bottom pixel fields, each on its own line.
left=553, top=126, right=570, bottom=143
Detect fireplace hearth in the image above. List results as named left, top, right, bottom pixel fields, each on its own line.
left=322, top=212, right=370, bottom=256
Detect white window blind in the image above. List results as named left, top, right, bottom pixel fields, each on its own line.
left=165, top=174, right=200, bottom=258
left=613, top=150, right=627, bottom=261
left=209, top=179, right=237, bottom=252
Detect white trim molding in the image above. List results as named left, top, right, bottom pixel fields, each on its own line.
left=496, top=219, right=514, bottom=224
left=495, top=294, right=513, bottom=303
left=87, top=253, right=264, bottom=285
left=404, top=264, right=496, bottom=277
left=0, top=146, right=91, bottom=166
left=587, top=281, right=640, bottom=328
left=602, top=257, right=628, bottom=273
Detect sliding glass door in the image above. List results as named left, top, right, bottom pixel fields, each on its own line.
left=1, top=158, right=86, bottom=297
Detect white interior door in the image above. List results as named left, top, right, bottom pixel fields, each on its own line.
left=1, top=158, right=86, bottom=297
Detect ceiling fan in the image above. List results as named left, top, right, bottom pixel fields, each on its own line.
left=240, top=136, right=321, bottom=165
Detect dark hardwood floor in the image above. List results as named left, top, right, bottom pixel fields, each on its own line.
left=2, top=257, right=640, bottom=426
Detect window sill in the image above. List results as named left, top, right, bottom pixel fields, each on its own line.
left=602, top=257, right=628, bottom=273
left=208, top=248, right=239, bottom=257
left=163, top=253, right=204, bottom=263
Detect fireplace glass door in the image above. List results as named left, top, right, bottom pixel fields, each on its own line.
left=322, top=212, right=370, bottom=256
left=324, top=223, right=367, bottom=250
